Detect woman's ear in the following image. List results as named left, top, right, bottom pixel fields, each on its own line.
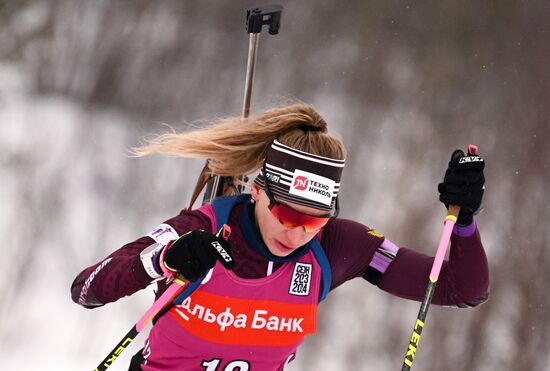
left=251, top=183, right=261, bottom=201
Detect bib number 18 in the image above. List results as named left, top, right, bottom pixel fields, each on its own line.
left=202, top=358, right=250, bottom=371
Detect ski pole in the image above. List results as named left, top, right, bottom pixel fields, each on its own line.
left=94, top=225, right=231, bottom=370
left=93, top=276, right=187, bottom=371
left=400, top=204, right=460, bottom=370
left=190, top=4, right=283, bottom=207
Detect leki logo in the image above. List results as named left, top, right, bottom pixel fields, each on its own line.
left=293, top=176, right=309, bottom=191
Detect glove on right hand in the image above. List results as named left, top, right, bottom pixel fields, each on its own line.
left=438, top=145, right=485, bottom=226
left=162, top=229, right=234, bottom=281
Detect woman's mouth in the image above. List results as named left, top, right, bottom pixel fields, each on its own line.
left=274, top=239, right=296, bottom=251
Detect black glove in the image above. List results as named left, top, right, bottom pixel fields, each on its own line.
left=162, top=229, right=234, bottom=281
left=438, top=145, right=485, bottom=226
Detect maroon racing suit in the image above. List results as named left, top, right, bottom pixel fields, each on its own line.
left=72, top=197, right=489, bottom=369
left=72, top=199, right=489, bottom=309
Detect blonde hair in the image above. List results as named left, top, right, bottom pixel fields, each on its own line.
left=133, top=103, right=346, bottom=181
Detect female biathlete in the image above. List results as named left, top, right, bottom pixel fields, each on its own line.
left=72, top=103, right=488, bottom=371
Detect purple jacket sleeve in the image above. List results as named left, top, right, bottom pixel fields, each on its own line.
left=377, top=226, right=489, bottom=307
left=70, top=210, right=212, bottom=308
left=320, top=218, right=385, bottom=291
left=321, top=218, right=489, bottom=308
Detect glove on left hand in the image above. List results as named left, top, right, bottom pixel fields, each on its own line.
left=162, top=229, right=234, bottom=282
left=438, top=145, right=485, bottom=226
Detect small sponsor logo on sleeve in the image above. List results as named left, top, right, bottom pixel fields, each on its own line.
left=367, top=229, right=384, bottom=239
left=147, top=223, right=179, bottom=245
left=289, top=263, right=312, bottom=296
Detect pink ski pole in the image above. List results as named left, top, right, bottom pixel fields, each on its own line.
left=94, top=275, right=188, bottom=371
left=401, top=204, right=460, bottom=370
left=94, top=224, right=231, bottom=370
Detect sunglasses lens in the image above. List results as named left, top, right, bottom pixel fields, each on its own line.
left=269, top=204, right=329, bottom=232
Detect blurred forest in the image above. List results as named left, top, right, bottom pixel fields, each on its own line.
left=0, top=0, right=548, bottom=370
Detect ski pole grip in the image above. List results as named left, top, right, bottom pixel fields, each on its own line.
left=446, top=205, right=460, bottom=222
left=216, top=224, right=232, bottom=240
left=246, top=4, right=283, bottom=34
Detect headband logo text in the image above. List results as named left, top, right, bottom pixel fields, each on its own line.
left=265, top=171, right=281, bottom=184
left=293, top=176, right=309, bottom=191
left=289, top=170, right=335, bottom=206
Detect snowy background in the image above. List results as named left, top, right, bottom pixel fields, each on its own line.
left=0, top=1, right=548, bottom=370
